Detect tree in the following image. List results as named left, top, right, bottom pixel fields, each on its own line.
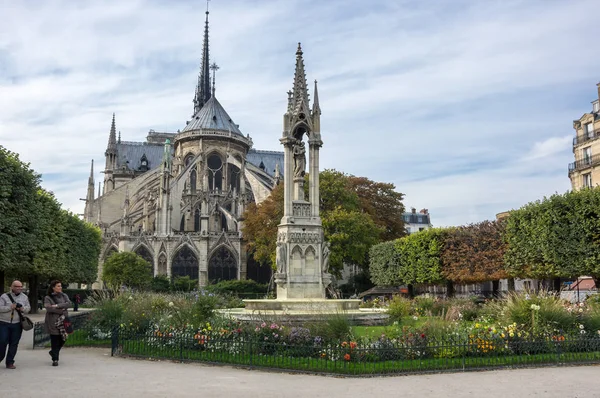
left=102, top=252, right=153, bottom=290
left=0, top=146, right=40, bottom=291
left=503, top=188, right=600, bottom=287
left=242, top=183, right=284, bottom=268
left=441, top=221, right=508, bottom=283
left=395, top=228, right=446, bottom=286
left=369, top=240, right=402, bottom=286
left=322, top=206, right=381, bottom=273
left=348, top=176, right=406, bottom=241
left=242, top=170, right=392, bottom=275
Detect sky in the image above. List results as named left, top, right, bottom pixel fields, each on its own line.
left=1, top=0, right=599, bottom=227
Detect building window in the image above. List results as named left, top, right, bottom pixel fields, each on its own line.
left=583, top=147, right=592, bottom=164
left=583, top=173, right=593, bottom=188
left=417, top=216, right=423, bottom=223
left=594, top=102, right=600, bottom=113
left=586, top=123, right=594, bottom=138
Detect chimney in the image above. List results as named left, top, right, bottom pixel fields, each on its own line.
left=420, top=209, right=428, bottom=215
left=411, top=207, right=416, bottom=214
left=597, top=82, right=600, bottom=103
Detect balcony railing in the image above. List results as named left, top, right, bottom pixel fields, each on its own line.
left=568, top=154, right=600, bottom=174
left=573, top=130, right=600, bottom=146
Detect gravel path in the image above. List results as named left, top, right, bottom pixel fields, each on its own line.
left=1, top=344, right=599, bottom=398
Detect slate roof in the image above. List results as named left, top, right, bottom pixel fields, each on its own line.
left=182, top=95, right=243, bottom=135
left=246, top=149, right=284, bottom=177
left=116, top=141, right=168, bottom=172
left=403, top=212, right=431, bottom=225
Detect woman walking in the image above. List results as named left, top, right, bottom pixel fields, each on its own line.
left=44, top=280, right=71, bottom=366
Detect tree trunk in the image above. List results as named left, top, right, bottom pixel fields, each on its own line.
left=0, top=270, right=4, bottom=294
left=552, top=277, right=562, bottom=292
left=407, top=284, right=415, bottom=299
left=507, top=278, right=515, bottom=292
left=28, top=275, right=39, bottom=314
left=446, top=280, right=455, bottom=298
left=593, top=276, right=599, bottom=292
left=492, top=280, right=500, bottom=298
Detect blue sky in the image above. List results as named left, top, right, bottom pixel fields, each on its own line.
left=1, top=0, right=599, bottom=227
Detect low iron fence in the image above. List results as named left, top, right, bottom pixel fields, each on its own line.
left=32, top=312, right=112, bottom=349
left=110, top=329, right=600, bottom=376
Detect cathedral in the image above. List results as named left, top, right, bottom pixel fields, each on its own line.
left=82, top=10, right=320, bottom=288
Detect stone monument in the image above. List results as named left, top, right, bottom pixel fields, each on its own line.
left=242, top=44, right=363, bottom=315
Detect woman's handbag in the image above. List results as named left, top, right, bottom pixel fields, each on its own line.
left=62, top=316, right=74, bottom=334
left=50, top=294, right=74, bottom=334
left=6, top=294, right=34, bottom=331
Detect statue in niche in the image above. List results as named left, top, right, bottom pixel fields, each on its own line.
left=292, top=140, right=306, bottom=178
left=276, top=241, right=287, bottom=274
left=322, top=242, right=330, bottom=274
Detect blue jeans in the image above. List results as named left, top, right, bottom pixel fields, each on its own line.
left=0, top=321, right=22, bottom=366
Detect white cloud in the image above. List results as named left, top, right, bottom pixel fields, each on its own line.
left=0, top=0, right=598, bottom=226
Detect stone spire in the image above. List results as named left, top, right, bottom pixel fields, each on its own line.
left=193, top=7, right=212, bottom=116
left=291, top=43, right=310, bottom=111
left=84, top=159, right=95, bottom=222
left=312, top=80, right=321, bottom=116
left=104, top=113, right=118, bottom=194
left=106, top=113, right=117, bottom=155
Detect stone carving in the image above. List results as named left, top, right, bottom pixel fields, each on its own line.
left=322, top=242, right=330, bottom=274
left=292, top=202, right=311, bottom=217
left=292, top=140, right=306, bottom=178
left=288, top=232, right=320, bottom=243
left=276, top=241, right=287, bottom=274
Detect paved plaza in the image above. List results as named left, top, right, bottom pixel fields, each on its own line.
left=1, top=316, right=599, bottom=398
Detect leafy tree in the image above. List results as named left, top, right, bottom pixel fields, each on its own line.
left=322, top=206, right=381, bottom=273
left=504, top=188, right=600, bottom=287
left=395, top=228, right=446, bottom=286
left=102, top=252, right=153, bottom=290
left=243, top=170, right=390, bottom=275
left=369, top=240, right=402, bottom=286
left=243, top=183, right=284, bottom=268
left=0, top=146, right=40, bottom=291
left=348, top=176, right=406, bottom=240
left=61, top=213, right=101, bottom=284
left=441, top=221, right=508, bottom=283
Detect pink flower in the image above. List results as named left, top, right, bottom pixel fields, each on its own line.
left=260, top=322, right=266, bottom=328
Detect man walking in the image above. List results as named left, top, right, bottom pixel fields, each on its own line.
left=0, top=280, right=31, bottom=369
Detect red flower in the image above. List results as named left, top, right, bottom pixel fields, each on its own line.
left=344, top=354, right=351, bottom=361
left=420, top=334, right=425, bottom=338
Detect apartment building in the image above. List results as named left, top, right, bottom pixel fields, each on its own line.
left=569, top=83, right=600, bottom=189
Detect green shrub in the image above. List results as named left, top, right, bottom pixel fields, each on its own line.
left=306, top=313, right=352, bottom=341
left=387, top=295, right=411, bottom=323
left=172, top=276, right=197, bottom=292
left=494, top=292, right=575, bottom=333
left=412, top=296, right=435, bottom=316
left=205, top=279, right=268, bottom=297
left=151, top=276, right=171, bottom=292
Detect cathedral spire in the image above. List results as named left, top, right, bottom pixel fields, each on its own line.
left=291, top=43, right=310, bottom=110
left=193, top=5, right=212, bottom=116
left=107, top=113, right=117, bottom=149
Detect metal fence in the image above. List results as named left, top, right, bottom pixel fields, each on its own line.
left=32, top=312, right=111, bottom=349
left=111, top=329, right=600, bottom=376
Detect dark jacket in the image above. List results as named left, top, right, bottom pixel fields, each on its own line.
left=44, top=293, right=71, bottom=335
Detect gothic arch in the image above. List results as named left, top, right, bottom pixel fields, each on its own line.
left=207, top=151, right=224, bottom=191
left=103, top=245, right=119, bottom=261
left=292, top=122, right=309, bottom=140
left=305, top=245, right=316, bottom=257
left=133, top=244, right=154, bottom=267
left=208, top=245, right=238, bottom=283
left=157, top=252, right=167, bottom=275
left=171, top=245, right=199, bottom=280
left=184, top=152, right=195, bottom=167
